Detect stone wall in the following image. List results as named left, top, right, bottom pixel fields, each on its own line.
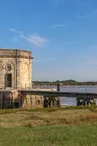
left=0, top=49, right=33, bottom=89
left=21, top=95, right=44, bottom=108
left=0, top=90, right=44, bottom=109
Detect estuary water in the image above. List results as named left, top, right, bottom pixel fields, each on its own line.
left=60, top=86, right=97, bottom=106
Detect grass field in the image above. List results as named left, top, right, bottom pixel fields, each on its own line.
left=0, top=106, right=97, bottom=146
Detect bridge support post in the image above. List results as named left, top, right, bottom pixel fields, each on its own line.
left=57, top=84, right=60, bottom=91
left=43, top=96, right=60, bottom=108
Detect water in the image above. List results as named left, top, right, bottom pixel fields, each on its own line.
left=60, top=86, right=97, bottom=106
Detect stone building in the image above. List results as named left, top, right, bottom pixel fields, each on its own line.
left=0, top=49, right=33, bottom=89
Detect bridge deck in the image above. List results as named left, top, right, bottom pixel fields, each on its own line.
left=18, top=89, right=97, bottom=98
left=0, top=89, right=97, bottom=98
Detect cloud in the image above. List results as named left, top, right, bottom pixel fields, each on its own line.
left=51, top=24, right=67, bottom=28
left=25, top=34, right=47, bottom=47
left=51, top=9, right=97, bottom=29
left=9, top=28, right=24, bottom=39
left=9, top=28, right=47, bottom=47
left=79, top=8, right=97, bottom=20
left=9, top=28, right=16, bottom=31
left=51, top=22, right=76, bottom=28
left=9, top=28, right=23, bottom=35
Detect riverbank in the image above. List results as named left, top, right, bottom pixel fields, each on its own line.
left=0, top=107, right=97, bottom=146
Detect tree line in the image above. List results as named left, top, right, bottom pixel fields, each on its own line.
left=33, top=80, right=97, bottom=85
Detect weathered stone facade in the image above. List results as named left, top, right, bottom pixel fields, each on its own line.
left=0, top=90, right=44, bottom=109
left=0, top=49, right=33, bottom=89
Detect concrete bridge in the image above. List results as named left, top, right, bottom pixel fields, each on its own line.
left=19, top=89, right=97, bottom=107
left=19, top=89, right=97, bottom=99
left=0, top=89, right=97, bottom=109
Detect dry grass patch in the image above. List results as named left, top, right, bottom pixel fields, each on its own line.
left=0, top=107, right=97, bottom=127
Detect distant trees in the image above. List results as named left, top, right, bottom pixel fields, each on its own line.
left=32, top=80, right=97, bottom=85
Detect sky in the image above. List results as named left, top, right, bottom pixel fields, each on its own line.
left=0, top=0, right=97, bottom=81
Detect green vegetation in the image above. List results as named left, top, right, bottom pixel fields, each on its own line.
left=0, top=107, right=97, bottom=146
left=1, top=125, right=97, bottom=146
left=33, top=79, right=97, bottom=85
